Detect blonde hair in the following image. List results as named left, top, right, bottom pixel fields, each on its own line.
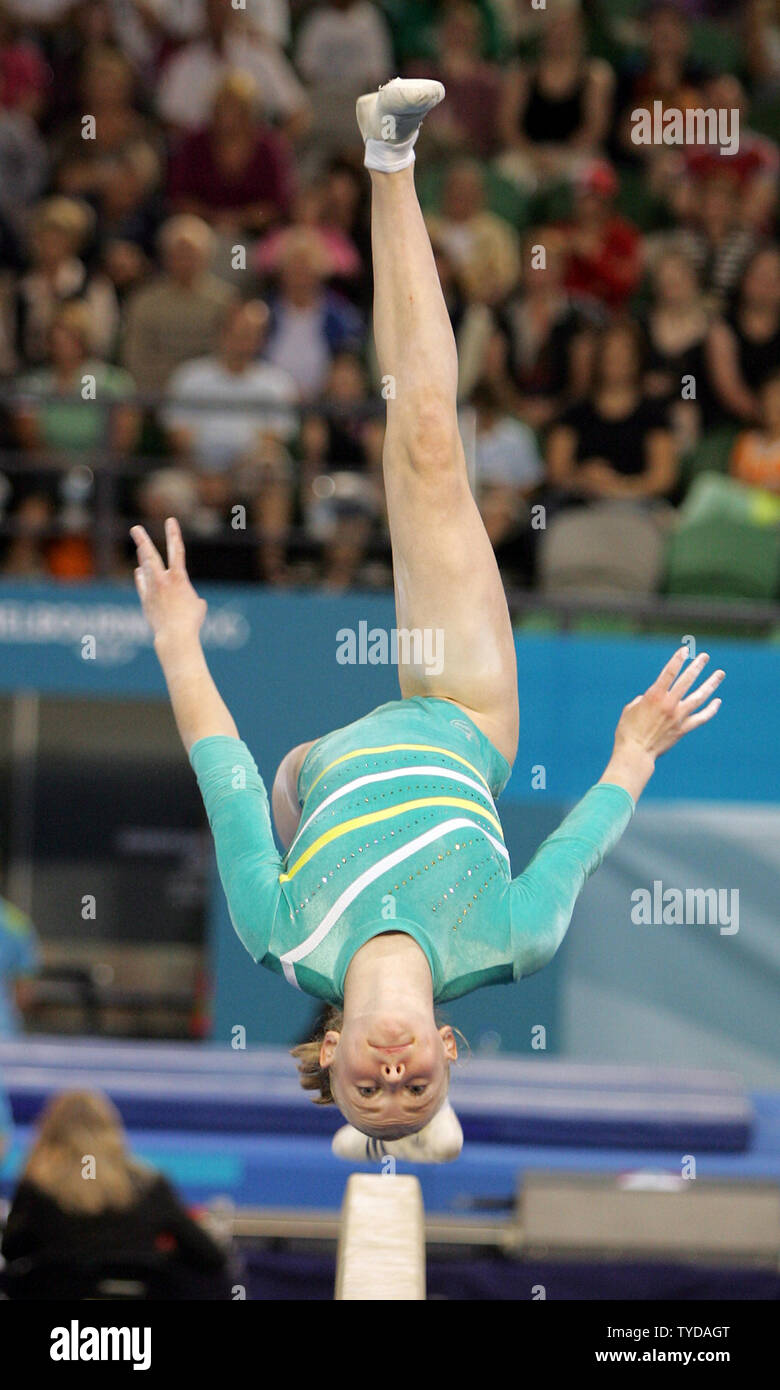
left=33, top=197, right=93, bottom=252
left=51, top=299, right=93, bottom=352
left=22, top=1091, right=151, bottom=1215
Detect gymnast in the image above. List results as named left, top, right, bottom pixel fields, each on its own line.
left=131, top=80, right=725, bottom=1153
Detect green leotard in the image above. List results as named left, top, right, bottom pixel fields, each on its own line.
left=189, top=696, right=634, bottom=1005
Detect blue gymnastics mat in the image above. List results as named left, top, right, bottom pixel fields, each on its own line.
left=0, top=1036, right=753, bottom=1152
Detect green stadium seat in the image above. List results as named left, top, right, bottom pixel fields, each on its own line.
left=680, top=426, right=740, bottom=489
left=665, top=474, right=780, bottom=601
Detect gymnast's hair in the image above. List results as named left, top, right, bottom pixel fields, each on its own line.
left=290, top=1007, right=470, bottom=1105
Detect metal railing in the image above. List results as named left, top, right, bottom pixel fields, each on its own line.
left=0, top=386, right=777, bottom=634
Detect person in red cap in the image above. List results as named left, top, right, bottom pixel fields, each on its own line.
left=561, top=160, right=642, bottom=312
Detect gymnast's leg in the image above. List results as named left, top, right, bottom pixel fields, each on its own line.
left=363, top=82, right=519, bottom=767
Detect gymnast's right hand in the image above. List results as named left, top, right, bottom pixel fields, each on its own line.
left=130, top=517, right=207, bottom=642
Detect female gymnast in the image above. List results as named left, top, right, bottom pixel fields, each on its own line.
left=131, top=79, right=725, bottom=1148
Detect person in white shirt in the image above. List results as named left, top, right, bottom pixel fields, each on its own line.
left=295, top=0, right=393, bottom=91
left=156, top=0, right=309, bottom=140
left=471, top=377, right=543, bottom=557
left=161, top=298, right=299, bottom=583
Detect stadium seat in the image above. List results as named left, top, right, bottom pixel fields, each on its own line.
left=664, top=475, right=780, bottom=601
left=680, top=427, right=741, bottom=490
left=538, top=502, right=666, bottom=596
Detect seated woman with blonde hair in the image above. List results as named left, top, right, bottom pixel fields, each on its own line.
left=1, top=1090, right=228, bottom=1299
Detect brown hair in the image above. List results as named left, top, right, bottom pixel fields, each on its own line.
left=290, top=1006, right=343, bottom=1105
left=22, top=1090, right=151, bottom=1215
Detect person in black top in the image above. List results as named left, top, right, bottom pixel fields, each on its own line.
left=1, top=1089, right=230, bottom=1299
left=641, top=248, right=714, bottom=441
left=707, top=245, right=780, bottom=426
left=498, top=7, right=614, bottom=187
left=546, top=319, right=677, bottom=506
left=489, top=226, right=603, bottom=431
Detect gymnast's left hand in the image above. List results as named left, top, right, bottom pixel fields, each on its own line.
left=130, top=517, right=207, bottom=643
left=614, top=646, right=725, bottom=763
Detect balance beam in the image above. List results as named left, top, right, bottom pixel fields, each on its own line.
left=335, top=1174, right=426, bottom=1300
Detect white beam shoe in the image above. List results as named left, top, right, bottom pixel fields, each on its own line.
left=357, top=77, right=445, bottom=172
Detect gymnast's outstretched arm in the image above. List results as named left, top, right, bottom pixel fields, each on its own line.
left=510, top=646, right=725, bottom=978
left=131, top=519, right=283, bottom=963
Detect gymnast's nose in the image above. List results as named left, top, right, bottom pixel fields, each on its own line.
left=380, top=1060, right=405, bottom=1079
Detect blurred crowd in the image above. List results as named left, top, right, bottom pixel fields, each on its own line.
left=0, top=0, right=777, bottom=593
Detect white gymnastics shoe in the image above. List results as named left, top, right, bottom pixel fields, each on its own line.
left=332, top=1101, right=463, bottom=1164
left=357, top=77, right=445, bottom=172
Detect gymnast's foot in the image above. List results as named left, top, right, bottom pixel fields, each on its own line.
left=332, top=1100, right=463, bottom=1164
left=357, top=76, right=445, bottom=173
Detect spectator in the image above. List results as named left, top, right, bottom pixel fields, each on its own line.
left=91, top=140, right=163, bottom=268
left=406, top=1, right=505, bottom=159
left=641, top=247, right=712, bottom=443
left=498, top=3, right=614, bottom=189
left=120, top=214, right=237, bottom=393
left=12, top=297, right=137, bottom=577
left=159, top=298, right=297, bottom=584
left=15, top=299, right=138, bottom=462
left=1, top=1090, right=229, bottom=1299
left=0, top=6, right=49, bottom=121
left=255, top=181, right=362, bottom=292
left=745, top=0, right=780, bottom=100
left=156, top=0, right=309, bottom=141
left=17, top=197, right=119, bottom=366
left=670, top=76, right=779, bottom=234
left=489, top=225, right=603, bottom=429
left=300, top=349, right=381, bottom=590
left=560, top=160, right=642, bottom=312
left=168, top=69, right=295, bottom=237
left=614, top=1, right=707, bottom=165
left=470, top=375, right=543, bottom=557
left=425, top=159, right=521, bottom=306
left=0, top=894, right=39, bottom=1038
left=707, top=245, right=780, bottom=425
left=0, top=109, right=49, bottom=241
left=664, top=172, right=758, bottom=311
left=730, top=367, right=780, bottom=492
left=264, top=227, right=364, bottom=399
left=53, top=45, right=163, bottom=206
left=0, top=494, right=55, bottom=578
left=546, top=319, right=677, bottom=506
left=294, top=0, right=392, bottom=92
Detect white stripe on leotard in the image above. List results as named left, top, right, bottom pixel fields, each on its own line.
left=280, top=816, right=510, bottom=989
left=289, top=765, right=498, bottom=856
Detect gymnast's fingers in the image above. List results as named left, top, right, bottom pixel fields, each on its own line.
left=681, top=697, right=722, bottom=734
left=164, top=516, right=186, bottom=572
left=679, top=666, right=725, bottom=714
left=670, top=650, right=709, bottom=699
left=648, top=646, right=689, bottom=695
left=130, top=524, right=166, bottom=576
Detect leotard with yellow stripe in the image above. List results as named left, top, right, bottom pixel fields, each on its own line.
left=189, top=695, right=634, bottom=1004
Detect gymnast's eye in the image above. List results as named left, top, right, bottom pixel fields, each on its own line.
left=407, top=1084, right=427, bottom=1096
left=357, top=1085, right=378, bottom=1097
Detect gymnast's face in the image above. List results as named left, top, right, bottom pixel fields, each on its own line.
left=320, top=1016, right=458, bottom=1138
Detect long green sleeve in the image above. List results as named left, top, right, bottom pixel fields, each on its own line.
left=510, top=783, right=635, bottom=979
left=189, top=736, right=283, bottom=966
